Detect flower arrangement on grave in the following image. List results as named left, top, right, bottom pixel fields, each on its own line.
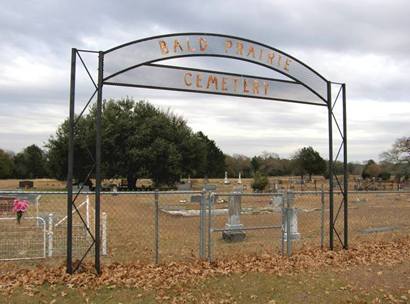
left=12, top=199, right=29, bottom=224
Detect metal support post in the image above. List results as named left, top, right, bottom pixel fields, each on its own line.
left=327, top=81, right=334, bottom=250
left=66, top=48, right=76, bottom=274
left=342, top=83, right=348, bottom=249
left=94, top=51, right=104, bottom=275
left=320, top=187, right=325, bottom=249
left=154, top=190, right=159, bottom=264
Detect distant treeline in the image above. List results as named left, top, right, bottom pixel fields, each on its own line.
left=0, top=99, right=408, bottom=187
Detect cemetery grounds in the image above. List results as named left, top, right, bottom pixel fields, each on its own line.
left=0, top=178, right=409, bottom=303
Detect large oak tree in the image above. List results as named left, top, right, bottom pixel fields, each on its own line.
left=46, top=98, right=225, bottom=189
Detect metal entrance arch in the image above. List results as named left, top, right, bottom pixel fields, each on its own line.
left=67, top=33, right=347, bottom=274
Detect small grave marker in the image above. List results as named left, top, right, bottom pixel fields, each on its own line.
left=19, top=181, right=33, bottom=189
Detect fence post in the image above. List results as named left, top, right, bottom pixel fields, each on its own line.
left=154, top=190, right=159, bottom=264
left=86, top=195, right=90, bottom=230
left=48, top=213, right=53, bottom=257
left=199, top=190, right=206, bottom=259
left=36, top=195, right=41, bottom=227
left=101, top=212, right=107, bottom=256
left=280, top=193, right=285, bottom=256
left=320, top=187, right=325, bottom=249
left=208, top=193, right=214, bottom=262
left=286, top=191, right=292, bottom=256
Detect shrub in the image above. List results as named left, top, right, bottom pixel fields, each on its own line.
left=251, top=171, right=269, bottom=192
left=378, top=171, right=391, bottom=181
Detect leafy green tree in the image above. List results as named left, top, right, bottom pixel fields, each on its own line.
left=196, top=132, right=225, bottom=178
left=100, top=99, right=208, bottom=187
left=292, top=146, right=326, bottom=180
left=46, top=115, right=95, bottom=182
left=0, top=149, right=15, bottom=178
left=14, top=145, right=48, bottom=178
left=250, top=156, right=260, bottom=173
left=47, top=98, right=225, bottom=189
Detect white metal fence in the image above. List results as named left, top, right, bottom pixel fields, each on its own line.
left=0, top=193, right=107, bottom=261
left=0, top=217, right=46, bottom=260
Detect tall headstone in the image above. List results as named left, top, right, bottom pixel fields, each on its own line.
left=283, top=192, right=300, bottom=240
left=224, top=171, right=230, bottom=184
left=222, top=187, right=245, bottom=242
left=237, top=172, right=242, bottom=184
left=283, top=209, right=300, bottom=240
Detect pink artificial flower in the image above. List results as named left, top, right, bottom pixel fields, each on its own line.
left=12, top=199, right=29, bottom=213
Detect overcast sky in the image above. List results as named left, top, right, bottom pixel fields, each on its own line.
left=1, top=0, right=409, bottom=162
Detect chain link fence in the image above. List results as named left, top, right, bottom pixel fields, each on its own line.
left=99, top=191, right=204, bottom=263
left=0, top=190, right=409, bottom=265
left=348, top=191, right=410, bottom=244
left=208, top=192, right=284, bottom=260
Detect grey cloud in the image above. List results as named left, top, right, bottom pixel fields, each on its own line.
left=0, top=0, right=409, bottom=160
left=2, top=1, right=410, bottom=55
left=0, top=132, right=52, bottom=153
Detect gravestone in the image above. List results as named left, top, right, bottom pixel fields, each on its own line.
left=237, top=172, right=242, bottom=184
left=19, top=180, right=33, bottom=189
left=190, top=195, right=202, bottom=203
left=283, top=208, right=300, bottom=240
left=222, top=187, right=245, bottom=242
left=72, top=184, right=90, bottom=193
left=204, top=184, right=217, bottom=191
left=283, top=192, right=300, bottom=240
left=177, top=183, right=192, bottom=191
left=224, top=171, right=230, bottom=184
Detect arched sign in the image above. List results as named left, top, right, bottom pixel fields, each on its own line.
left=102, top=33, right=327, bottom=106
left=66, top=33, right=348, bottom=274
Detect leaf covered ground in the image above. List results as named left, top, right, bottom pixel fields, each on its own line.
left=1, top=238, right=410, bottom=303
